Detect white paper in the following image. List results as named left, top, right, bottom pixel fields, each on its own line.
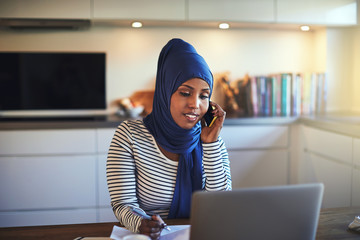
left=110, top=225, right=190, bottom=240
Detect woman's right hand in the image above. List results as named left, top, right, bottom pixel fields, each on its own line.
left=138, top=215, right=165, bottom=240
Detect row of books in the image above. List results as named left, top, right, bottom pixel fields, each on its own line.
left=232, top=72, right=327, bottom=117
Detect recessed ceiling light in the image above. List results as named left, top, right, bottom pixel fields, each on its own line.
left=132, top=21, right=143, bottom=28
left=300, top=25, right=310, bottom=31
left=219, top=23, right=230, bottom=29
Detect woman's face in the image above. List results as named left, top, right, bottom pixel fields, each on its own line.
left=170, top=78, right=210, bottom=129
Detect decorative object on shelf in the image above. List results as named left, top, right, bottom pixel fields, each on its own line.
left=112, top=90, right=154, bottom=118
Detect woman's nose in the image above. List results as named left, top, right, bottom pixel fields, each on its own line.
left=187, top=95, right=200, bottom=109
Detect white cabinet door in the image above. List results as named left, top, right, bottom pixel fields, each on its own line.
left=353, top=138, right=360, bottom=166
left=188, top=0, right=274, bottom=22
left=352, top=138, right=360, bottom=206
left=97, top=128, right=116, bottom=154
left=97, top=153, right=117, bottom=222
left=302, top=126, right=352, bottom=164
left=0, top=209, right=97, bottom=228
left=277, top=0, right=357, bottom=25
left=229, top=150, right=288, bottom=189
left=98, top=153, right=111, bottom=207
left=96, top=128, right=117, bottom=222
left=0, top=129, right=96, bottom=155
left=353, top=167, right=360, bottom=206
left=93, top=0, right=186, bottom=21
left=0, top=0, right=91, bottom=19
left=300, top=126, right=353, bottom=208
left=96, top=128, right=118, bottom=222
left=221, top=125, right=288, bottom=150
left=99, top=207, right=118, bottom=223
left=299, top=152, right=352, bottom=208
left=0, top=155, right=97, bottom=211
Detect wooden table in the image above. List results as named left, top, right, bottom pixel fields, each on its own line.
left=0, top=207, right=359, bottom=240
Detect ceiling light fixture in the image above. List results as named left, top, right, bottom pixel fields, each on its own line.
left=300, top=25, right=310, bottom=31
left=132, top=21, right=143, bottom=28
left=219, top=23, right=230, bottom=29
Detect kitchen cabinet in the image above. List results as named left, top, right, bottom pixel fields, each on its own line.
left=352, top=138, right=360, bottom=206
left=96, top=128, right=118, bottom=222
left=276, top=0, right=357, bottom=25
left=188, top=0, right=275, bottom=23
left=0, top=0, right=356, bottom=26
left=221, top=125, right=290, bottom=189
left=0, top=0, right=91, bottom=19
left=92, top=0, right=186, bottom=21
left=298, top=126, right=354, bottom=208
left=0, top=155, right=97, bottom=227
left=0, top=129, right=98, bottom=227
left=300, top=152, right=352, bottom=208
left=0, top=128, right=118, bottom=227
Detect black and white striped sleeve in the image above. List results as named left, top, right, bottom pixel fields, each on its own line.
left=202, top=137, right=232, bottom=191
left=106, top=121, right=142, bottom=233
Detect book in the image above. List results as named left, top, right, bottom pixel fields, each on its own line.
left=232, top=72, right=327, bottom=118
left=281, top=73, right=292, bottom=116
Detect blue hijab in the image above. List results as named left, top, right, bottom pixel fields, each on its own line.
left=143, top=38, right=213, bottom=218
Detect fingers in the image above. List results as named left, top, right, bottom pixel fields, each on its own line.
left=210, top=101, right=226, bottom=119
left=139, top=216, right=164, bottom=240
left=152, top=214, right=165, bottom=225
left=201, top=101, right=226, bottom=143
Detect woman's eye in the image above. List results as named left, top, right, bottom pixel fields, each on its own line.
left=200, top=94, right=209, bottom=100
left=180, top=92, right=190, bottom=97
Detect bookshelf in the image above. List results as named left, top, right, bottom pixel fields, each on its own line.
left=216, top=72, right=327, bottom=118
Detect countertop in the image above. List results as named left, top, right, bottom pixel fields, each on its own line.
left=0, top=114, right=299, bottom=130
left=1, top=112, right=360, bottom=138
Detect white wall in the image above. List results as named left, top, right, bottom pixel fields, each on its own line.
left=351, top=25, right=360, bottom=111
left=326, top=25, right=360, bottom=112
left=0, top=26, right=322, bottom=110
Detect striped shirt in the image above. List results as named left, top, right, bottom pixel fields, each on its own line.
left=107, top=119, right=232, bottom=232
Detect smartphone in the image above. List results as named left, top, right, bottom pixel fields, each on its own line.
left=203, top=104, right=217, bottom=127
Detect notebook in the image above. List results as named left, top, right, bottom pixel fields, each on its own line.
left=189, top=183, right=324, bottom=240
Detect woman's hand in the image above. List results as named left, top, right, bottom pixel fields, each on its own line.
left=138, top=215, right=165, bottom=240
left=201, top=101, right=226, bottom=143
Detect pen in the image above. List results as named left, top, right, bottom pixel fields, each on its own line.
left=129, top=206, right=171, bottom=231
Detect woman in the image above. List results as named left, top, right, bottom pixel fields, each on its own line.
left=107, top=38, right=232, bottom=239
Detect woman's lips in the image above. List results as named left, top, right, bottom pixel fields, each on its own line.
left=184, top=113, right=199, bottom=121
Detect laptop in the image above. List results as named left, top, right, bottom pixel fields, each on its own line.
left=189, top=183, right=324, bottom=240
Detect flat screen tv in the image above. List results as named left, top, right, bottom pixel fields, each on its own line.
left=0, top=52, right=106, bottom=118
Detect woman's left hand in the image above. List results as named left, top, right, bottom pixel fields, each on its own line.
left=201, top=101, right=226, bottom=143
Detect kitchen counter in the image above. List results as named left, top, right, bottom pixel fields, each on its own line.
left=301, top=112, right=360, bottom=138
left=0, top=115, right=299, bottom=130
left=1, top=113, right=360, bottom=138
left=0, top=115, right=128, bottom=130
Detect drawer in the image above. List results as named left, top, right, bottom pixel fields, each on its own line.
left=221, top=125, right=289, bottom=150
left=228, top=149, right=288, bottom=189
left=98, top=153, right=111, bottom=206
left=0, top=129, right=96, bottom=155
left=96, top=128, right=116, bottom=153
left=353, top=167, right=360, bottom=206
left=299, top=152, right=352, bottom=208
left=0, top=208, right=97, bottom=227
left=302, top=126, right=352, bottom=164
left=353, top=138, right=360, bottom=167
left=0, top=155, right=96, bottom=211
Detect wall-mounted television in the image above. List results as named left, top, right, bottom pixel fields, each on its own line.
left=0, top=52, right=106, bottom=118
